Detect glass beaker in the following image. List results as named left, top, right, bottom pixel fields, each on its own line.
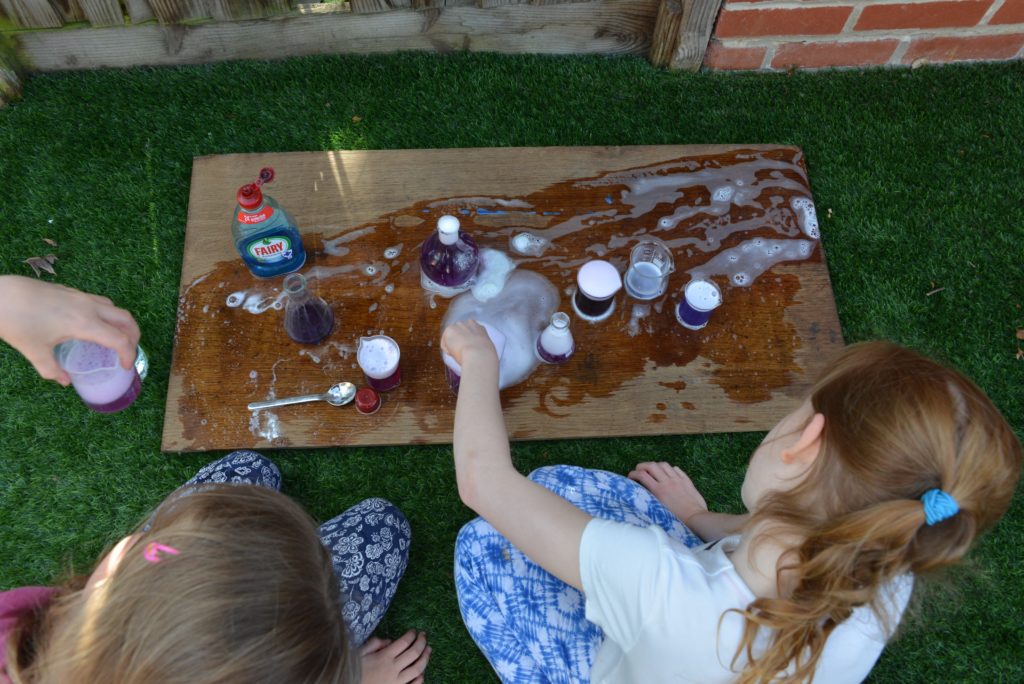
left=624, top=240, right=674, bottom=300
left=357, top=335, right=401, bottom=392
left=54, top=340, right=144, bottom=413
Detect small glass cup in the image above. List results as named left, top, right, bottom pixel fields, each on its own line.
left=357, top=335, right=401, bottom=392
left=54, top=340, right=145, bottom=413
left=572, top=260, right=622, bottom=321
left=675, top=279, right=722, bottom=330
left=624, top=240, right=674, bottom=300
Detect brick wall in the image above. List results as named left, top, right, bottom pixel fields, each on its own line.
left=705, top=0, right=1024, bottom=71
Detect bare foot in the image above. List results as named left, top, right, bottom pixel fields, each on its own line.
left=359, top=629, right=431, bottom=684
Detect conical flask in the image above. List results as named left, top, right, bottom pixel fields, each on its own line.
left=283, top=273, right=334, bottom=344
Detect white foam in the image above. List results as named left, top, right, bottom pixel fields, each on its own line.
left=384, top=244, right=403, bottom=259
left=792, top=197, right=820, bottom=239
left=226, top=292, right=246, bottom=308
left=357, top=336, right=400, bottom=379
left=689, top=237, right=814, bottom=288
left=472, top=248, right=516, bottom=303
left=442, top=270, right=558, bottom=389
left=510, top=232, right=550, bottom=257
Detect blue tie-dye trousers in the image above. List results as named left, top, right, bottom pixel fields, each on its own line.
left=454, top=465, right=702, bottom=684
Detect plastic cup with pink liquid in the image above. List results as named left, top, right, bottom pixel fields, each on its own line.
left=54, top=340, right=146, bottom=413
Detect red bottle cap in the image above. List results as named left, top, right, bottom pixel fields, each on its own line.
left=237, top=183, right=263, bottom=210
left=355, top=387, right=381, bottom=415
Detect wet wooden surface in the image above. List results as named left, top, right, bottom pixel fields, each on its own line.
left=162, top=145, right=844, bottom=452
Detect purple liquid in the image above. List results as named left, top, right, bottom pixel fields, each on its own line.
left=537, top=338, right=574, bottom=364
left=676, top=300, right=713, bottom=330
left=445, top=366, right=461, bottom=395
left=420, top=232, right=480, bottom=288
left=367, top=367, right=402, bottom=392
left=85, top=373, right=142, bottom=413
left=574, top=289, right=613, bottom=319
left=285, top=300, right=335, bottom=344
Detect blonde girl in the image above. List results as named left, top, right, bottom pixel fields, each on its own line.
left=1, top=452, right=430, bottom=684
left=443, top=324, right=1020, bottom=684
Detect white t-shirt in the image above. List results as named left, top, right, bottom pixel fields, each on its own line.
left=580, top=519, right=913, bottom=684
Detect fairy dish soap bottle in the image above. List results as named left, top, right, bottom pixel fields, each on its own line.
left=231, top=167, right=307, bottom=278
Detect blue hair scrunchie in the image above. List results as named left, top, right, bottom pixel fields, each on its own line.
left=922, top=489, right=959, bottom=526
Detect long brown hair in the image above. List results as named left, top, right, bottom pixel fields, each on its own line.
left=733, top=341, right=1021, bottom=683
left=7, top=484, right=358, bottom=684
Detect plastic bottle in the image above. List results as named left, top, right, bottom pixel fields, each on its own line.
left=536, top=312, right=575, bottom=364
left=420, top=215, right=480, bottom=294
left=231, top=167, right=306, bottom=278
left=283, top=273, right=334, bottom=344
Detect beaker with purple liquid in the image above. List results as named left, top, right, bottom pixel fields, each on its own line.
left=283, top=273, right=334, bottom=344
left=420, top=215, right=480, bottom=293
left=54, top=340, right=144, bottom=413
left=357, top=335, right=402, bottom=392
left=676, top=279, right=722, bottom=330
left=572, top=260, right=622, bottom=321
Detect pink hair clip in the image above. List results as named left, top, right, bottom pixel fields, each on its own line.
left=143, top=542, right=181, bottom=564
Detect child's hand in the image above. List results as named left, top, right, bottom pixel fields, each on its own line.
left=359, top=630, right=431, bottom=684
left=629, top=461, right=709, bottom=525
left=441, top=319, right=498, bottom=369
left=0, top=276, right=140, bottom=385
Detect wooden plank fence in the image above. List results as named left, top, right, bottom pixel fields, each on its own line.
left=0, top=0, right=723, bottom=92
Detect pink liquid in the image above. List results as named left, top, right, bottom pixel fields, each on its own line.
left=86, top=373, right=142, bottom=413
left=64, top=342, right=142, bottom=413
left=367, top=367, right=401, bottom=392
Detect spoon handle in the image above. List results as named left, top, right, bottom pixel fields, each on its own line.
left=247, top=393, right=325, bottom=411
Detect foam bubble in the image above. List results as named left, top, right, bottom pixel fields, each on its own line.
left=384, top=284, right=395, bottom=294
left=510, top=232, right=550, bottom=257
left=226, top=292, right=245, bottom=308
left=472, top=248, right=517, bottom=303
left=384, top=244, right=403, bottom=259
left=733, top=272, right=750, bottom=285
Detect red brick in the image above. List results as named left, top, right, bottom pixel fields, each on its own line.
left=991, top=0, right=1024, bottom=25
left=903, top=33, right=1024, bottom=62
left=855, top=1, right=992, bottom=31
left=704, top=41, right=767, bottom=70
left=772, top=39, right=900, bottom=69
left=715, top=7, right=853, bottom=38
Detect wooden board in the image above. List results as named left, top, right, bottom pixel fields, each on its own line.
left=162, top=145, right=844, bottom=452
left=16, top=0, right=658, bottom=71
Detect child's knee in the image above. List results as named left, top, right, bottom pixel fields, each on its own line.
left=527, top=465, right=564, bottom=483
left=364, top=497, right=412, bottom=541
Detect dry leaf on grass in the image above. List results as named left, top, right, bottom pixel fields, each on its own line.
left=352, top=115, right=363, bottom=123
left=23, top=254, right=58, bottom=277
left=1016, top=329, right=1024, bottom=341
left=43, top=238, right=58, bottom=247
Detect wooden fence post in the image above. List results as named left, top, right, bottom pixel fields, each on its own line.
left=649, top=0, right=722, bottom=70
left=0, top=33, right=24, bottom=108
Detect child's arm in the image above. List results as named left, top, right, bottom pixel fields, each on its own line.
left=444, top=320, right=591, bottom=591
left=629, top=461, right=749, bottom=542
left=0, top=275, right=140, bottom=384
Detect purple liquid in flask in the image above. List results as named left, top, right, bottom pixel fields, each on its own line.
left=536, top=312, right=575, bottom=364
left=283, top=272, right=335, bottom=344
left=420, top=215, right=480, bottom=291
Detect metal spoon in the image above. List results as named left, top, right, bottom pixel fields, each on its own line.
left=247, top=382, right=356, bottom=411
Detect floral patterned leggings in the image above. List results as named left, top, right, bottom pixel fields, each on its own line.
left=179, top=450, right=411, bottom=646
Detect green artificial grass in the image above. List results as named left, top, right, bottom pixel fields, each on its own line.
left=1, top=53, right=1022, bottom=682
